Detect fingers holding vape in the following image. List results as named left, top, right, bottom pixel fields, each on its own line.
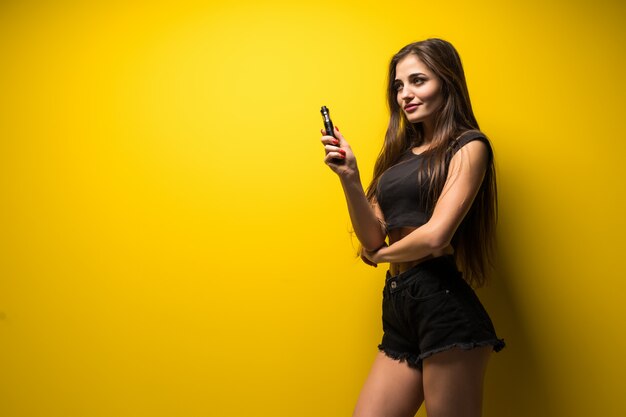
left=320, top=126, right=345, bottom=158
left=321, top=127, right=357, bottom=175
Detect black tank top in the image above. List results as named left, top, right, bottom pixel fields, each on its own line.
left=376, top=132, right=492, bottom=232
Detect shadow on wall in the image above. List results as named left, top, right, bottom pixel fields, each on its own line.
left=479, top=171, right=555, bottom=417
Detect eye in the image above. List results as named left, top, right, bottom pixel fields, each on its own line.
left=412, top=77, right=426, bottom=86
left=393, top=82, right=403, bottom=92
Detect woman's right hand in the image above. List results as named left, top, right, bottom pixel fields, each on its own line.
left=320, top=126, right=359, bottom=179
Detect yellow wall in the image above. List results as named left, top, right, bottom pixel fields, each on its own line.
left=1, top=1, right=625, bottom=416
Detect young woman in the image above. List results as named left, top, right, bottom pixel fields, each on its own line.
left=320, top=38, right=505, bottom=417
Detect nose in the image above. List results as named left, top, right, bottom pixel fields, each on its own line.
left=399, top=86, right=414, bottom=101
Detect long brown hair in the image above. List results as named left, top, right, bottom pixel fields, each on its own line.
left=366, top=38, right=497, bottom=287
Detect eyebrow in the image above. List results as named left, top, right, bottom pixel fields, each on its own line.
left=394, top=72, right=427, bottom=82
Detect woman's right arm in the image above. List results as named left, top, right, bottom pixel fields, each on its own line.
left=321, top=126, right=387, bottom=251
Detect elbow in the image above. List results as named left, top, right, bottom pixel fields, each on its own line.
left=361, top=238, right=387, bottom=252
left=360, top=224, right=387, bottom=252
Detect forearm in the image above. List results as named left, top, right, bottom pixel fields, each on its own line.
left=339, top=175, right=386, bottom=251
left=374, top=223, right=447, bottom=263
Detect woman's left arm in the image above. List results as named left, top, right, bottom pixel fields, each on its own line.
left=365, top=140, right=490, bottom=264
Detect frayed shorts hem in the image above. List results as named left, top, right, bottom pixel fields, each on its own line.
left=378, top=338, right=505, bottom=370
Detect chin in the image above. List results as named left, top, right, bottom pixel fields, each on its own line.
left=406, top=115, right=424, bottom=124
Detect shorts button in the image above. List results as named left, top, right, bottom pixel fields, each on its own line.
left=391, top=281, right=397, bottom=289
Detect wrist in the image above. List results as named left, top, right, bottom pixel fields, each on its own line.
left=339, top=171, right=361, bottom=187
left=375, top=246, right=389, bottom=263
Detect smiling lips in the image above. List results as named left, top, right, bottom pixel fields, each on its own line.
left=404, top=103, right=421, bottom=112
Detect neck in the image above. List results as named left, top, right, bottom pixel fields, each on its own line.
left=418, top=121, right=435, bottom=145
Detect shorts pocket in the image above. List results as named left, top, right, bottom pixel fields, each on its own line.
left=403, top=283, right=451, bottom=302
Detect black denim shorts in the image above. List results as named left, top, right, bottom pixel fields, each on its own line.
left=378, top=255, right=505, bottom=369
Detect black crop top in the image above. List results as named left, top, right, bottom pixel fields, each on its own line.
left=376, top=132, right=492, bottom=232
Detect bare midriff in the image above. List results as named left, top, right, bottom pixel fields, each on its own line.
left=387, top=226, right=454, bottom=277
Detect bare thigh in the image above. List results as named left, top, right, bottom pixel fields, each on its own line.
left=353, top=352, right=424, bottom=417
left=422, top=347, right=492, bottom=417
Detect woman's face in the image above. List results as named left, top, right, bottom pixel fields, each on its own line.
left=394, top=54, right=444, bottom=125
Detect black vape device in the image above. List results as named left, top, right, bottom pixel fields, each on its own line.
left=320, top=106, right=335, bottom=138
left=320, top=105, right=343, bottom=163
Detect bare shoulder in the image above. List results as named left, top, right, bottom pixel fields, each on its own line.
left=451, top=131, right=493, bottom=163
left=449, top=139, right=490, bottom=175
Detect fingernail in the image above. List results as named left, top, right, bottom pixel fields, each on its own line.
left=339, top=149, right=346, bottom=155
left=333, top=139, right=339, bottom=145
left=335, top=126, right=339, bottom=131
